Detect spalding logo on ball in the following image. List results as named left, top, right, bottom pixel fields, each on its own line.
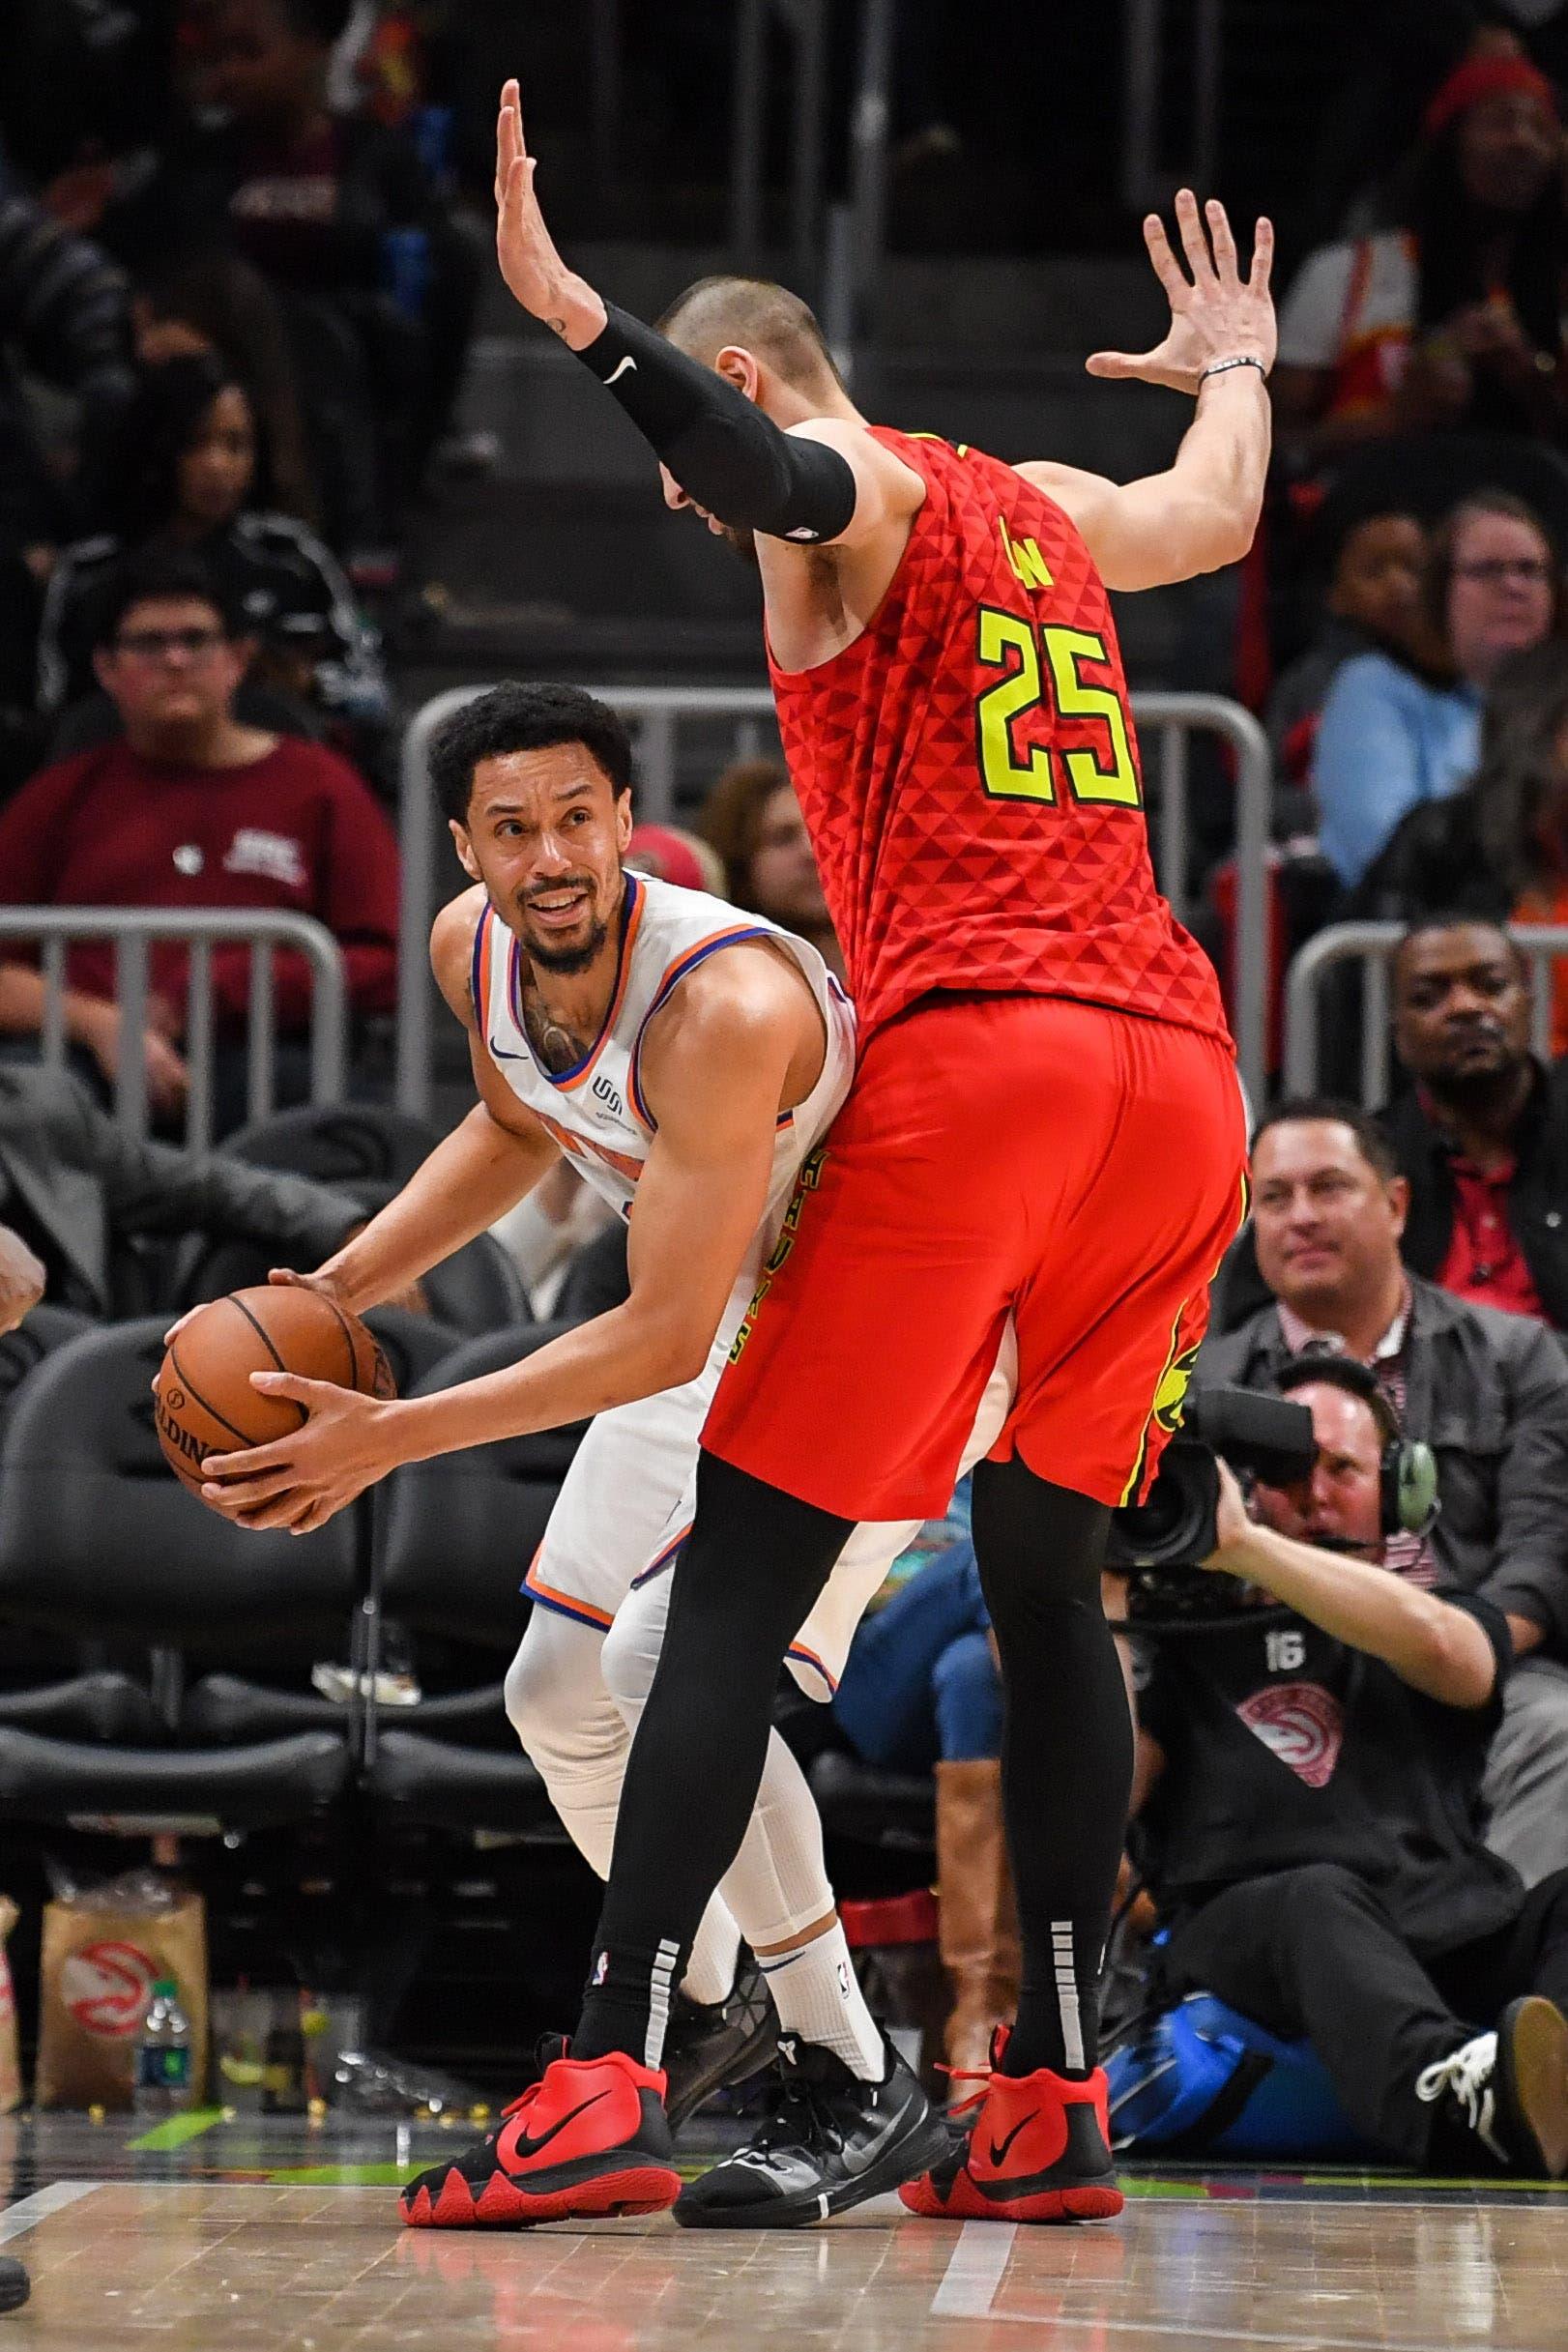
left=155, top=1286, right=395, bottom=1510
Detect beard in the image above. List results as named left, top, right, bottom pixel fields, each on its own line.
left=520, top=911, right=611, bottom=975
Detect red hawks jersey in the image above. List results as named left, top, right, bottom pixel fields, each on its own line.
left=766, top=428, right=1232, bottom=1046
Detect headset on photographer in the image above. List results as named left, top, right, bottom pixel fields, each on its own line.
left=1271, top=1352, right=1439, bottom=1542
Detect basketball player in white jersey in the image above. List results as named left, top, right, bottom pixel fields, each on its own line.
left=201, top=681, right=1012, bottom=2224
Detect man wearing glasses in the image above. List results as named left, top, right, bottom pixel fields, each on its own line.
left=0, top=551, right=397, bottom=1132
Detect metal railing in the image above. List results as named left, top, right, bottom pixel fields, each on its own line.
left=1122, top=0, right=1224, bottom=214
left=730, top=0, right=831, bottom=293
left=394, top=685, right=1271, bottom=1120
left=1284, top=922, right=1568, bottom=1102
left=0, top=909, right=349, bottom=1148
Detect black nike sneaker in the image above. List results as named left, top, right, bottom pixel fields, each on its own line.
left=663, top=1956, right=780, bottom=2134
left=673, top=2031, right=950, bottom=2228
left=1415, top=1996, right=1568, bottom=2177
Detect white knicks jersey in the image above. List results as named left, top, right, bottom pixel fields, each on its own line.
left=472, top=869, right=856, bottom=1236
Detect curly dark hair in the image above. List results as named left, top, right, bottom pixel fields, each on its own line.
left=429, top=682, right=635, bottom=827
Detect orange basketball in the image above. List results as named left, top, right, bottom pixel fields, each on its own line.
left=155, top=1286, right=395, bottom=1500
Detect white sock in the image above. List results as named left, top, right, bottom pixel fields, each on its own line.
left=759, top=1920, right=885, bottom=2082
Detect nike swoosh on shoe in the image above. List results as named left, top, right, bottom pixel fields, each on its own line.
left=497, top=2090, right=610, bottom=2168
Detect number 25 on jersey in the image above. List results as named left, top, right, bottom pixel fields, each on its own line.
left=974, top=609, right=1142, bottom=809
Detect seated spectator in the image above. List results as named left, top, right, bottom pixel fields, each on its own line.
left=831, top=1534, right=1012, bottom=2087
left=1265, top=509, right=1426, bottom=791
left=1125, top=1359, right=1568, bottom=2179
left=94, top=0, right=482, bottom=552
left=0, top=1059, right=360, bottom=1367
left=1, top=151, right=135, bottom=795
left=38, top=352, right=391, bottom=777
left=1201, top=1099, right=1568, bottom=1888
left=490, top=1161, right=616, bottom=1319
left=1382, top=917, right=1568, bottom=1324
left=696, top=757, right=844, bottom=980
left=1314, top=490, right=1562, bottom=886
left=0, top=552, right=398, bottom=1133
left=1273, top=50, right=1568, bottom=460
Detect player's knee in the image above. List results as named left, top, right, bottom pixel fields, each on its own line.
left=600, top=1605, right=659, bottom=1724
left=504, top=1631, right=563, bottom=1756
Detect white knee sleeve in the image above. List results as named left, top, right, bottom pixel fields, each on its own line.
left=504, top=1607, right=628, bottom=1879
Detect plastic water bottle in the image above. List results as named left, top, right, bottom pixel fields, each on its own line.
left=132, top=1978, right=195, bottom=2116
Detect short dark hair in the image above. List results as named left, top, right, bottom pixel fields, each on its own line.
left=1275, top=1352, right=1401, bottom=1447
left=1393, top=913, right=1526, bottom=982
left=429, top=682, right=635, bottom=827
left=91, top=551, right=239, bottom=651
left=1250, top=1095, right=1400, bottom=1183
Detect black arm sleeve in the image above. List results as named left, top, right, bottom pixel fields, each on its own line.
left=574, top=303, right=858, bottom=544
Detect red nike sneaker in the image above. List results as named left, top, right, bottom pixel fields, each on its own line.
left=900, top=2031, right=1122, bottom=2223
left=399, top=2042, right=682, bottom=2227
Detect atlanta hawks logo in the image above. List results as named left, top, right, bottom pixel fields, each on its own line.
left=1236, top=1681, right=1344, bottom=1788
left=1152, top=1341, right=1202, bottom=1436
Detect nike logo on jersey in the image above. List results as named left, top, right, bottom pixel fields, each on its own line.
left=986, top=2114, right=1031, bottom=2168
left=606, top=356, right=638, bottom=386
left=497, top=2089, right=610, bottom=2169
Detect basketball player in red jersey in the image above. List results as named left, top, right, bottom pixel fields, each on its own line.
left=405, top=81, right=1273, bottom=2232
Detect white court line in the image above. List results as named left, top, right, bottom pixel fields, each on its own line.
left=930, top=2220, right=1017, bottom=2315
left=0, top=2182, right=101, bottom=2244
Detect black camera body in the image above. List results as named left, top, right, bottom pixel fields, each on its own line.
left=1104, top=1385, right=1318, bottom=1574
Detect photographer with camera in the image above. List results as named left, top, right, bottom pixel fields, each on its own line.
left=1201, top=1098, right=1568, bottom=1885
left=1120, top=1359, right=1568, bottom=2177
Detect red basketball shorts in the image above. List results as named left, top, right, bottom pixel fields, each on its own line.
left=704, top=992, right=1249, bottom=1521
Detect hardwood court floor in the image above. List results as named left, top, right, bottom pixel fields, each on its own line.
left=3, top=2111, right=1567, bottom=2349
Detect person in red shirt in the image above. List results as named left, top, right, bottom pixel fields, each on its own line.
left=1383, top=916, right=1568, bottom=1328
left=218, top=87, right=1270, bottom=2229
left=0, top=551, right=397, bottom=1127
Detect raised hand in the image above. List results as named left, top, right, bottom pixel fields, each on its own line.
left=1087, top=191, right=1275, bottom=396
left=494, top=77, right=604, bottom=348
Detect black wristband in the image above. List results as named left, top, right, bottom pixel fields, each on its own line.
left=575, top=303, right=857, bottom=544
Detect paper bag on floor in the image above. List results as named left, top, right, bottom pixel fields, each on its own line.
left=0, top=1897, right=20, bottom=2112
left=36, top=1875, right=207, bottom=2110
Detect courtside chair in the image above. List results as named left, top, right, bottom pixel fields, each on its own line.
left=0, top=1319, right=357, bottom=1831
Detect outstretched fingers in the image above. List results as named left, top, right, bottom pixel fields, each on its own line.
left=1205, top=197, right=1238, bottom=283
left=1142, top=212, right=1190, bottom=307
left=1173, top=187, right=1217, bottom=288
left=1249, top=214, right=1275, bottom=295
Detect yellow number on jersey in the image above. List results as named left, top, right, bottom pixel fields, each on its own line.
left=1041, top=626, right=1141, bottom=806
left=974, top=612, right=1142, bottom=810
left=975, top=608, right=1056, bottom=801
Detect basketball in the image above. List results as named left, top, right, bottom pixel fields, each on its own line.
left=154, top=1287, right=395, bottom=1499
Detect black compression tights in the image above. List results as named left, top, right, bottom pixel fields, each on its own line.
left=570, top=1448, right=1130, bottom=2083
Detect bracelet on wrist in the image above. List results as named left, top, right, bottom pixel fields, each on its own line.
left=1200, top=355, right=1268, bottom=383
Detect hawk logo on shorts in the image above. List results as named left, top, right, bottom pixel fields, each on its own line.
left=1236, top=1681, right=1344, bottom=1789
left=1151, top=1341, right=1202, bottom=1437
